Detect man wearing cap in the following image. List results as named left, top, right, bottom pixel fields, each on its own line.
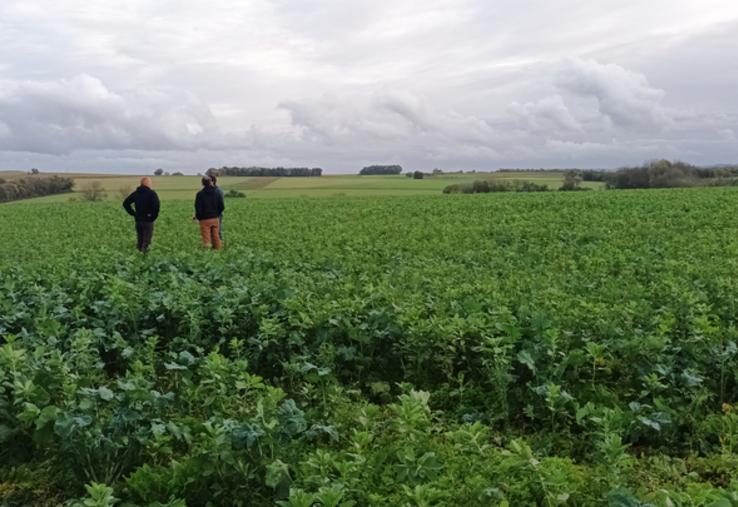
left=123, top=177, right=160, bottom=253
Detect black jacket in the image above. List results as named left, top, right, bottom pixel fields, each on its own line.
left=123, top=186, right=160, bottom=222
left=195, top=186, right=225, bottom=220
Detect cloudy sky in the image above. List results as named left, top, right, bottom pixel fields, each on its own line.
left=0, top=0, right=737, bottom=173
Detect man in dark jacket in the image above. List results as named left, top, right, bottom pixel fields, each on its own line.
left=195, top=177, right=225, bottom=249
left=123, top=177, right=160, bottom=253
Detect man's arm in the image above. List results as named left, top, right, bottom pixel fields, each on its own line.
left=123, top=192, right=136, bottom=217
left=151, top=192, right=160, bottom=221
left=194, top=193, right=202, bottom=220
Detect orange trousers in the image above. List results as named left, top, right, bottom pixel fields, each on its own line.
left=199, top=218, right=222, bottom=249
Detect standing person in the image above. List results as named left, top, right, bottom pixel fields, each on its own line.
left=195, top=176, right=224, bottom=250
left=209, top=174, right=225, bottom=242
left=123, top=177, right=160, bottom=253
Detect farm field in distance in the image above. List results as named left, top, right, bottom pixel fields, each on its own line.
left=0, top=170, right=604, bottom=203
left=1, top=187, right=738, bottom=505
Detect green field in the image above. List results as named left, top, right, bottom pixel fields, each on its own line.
left=1, top=171, right=603, bottom=203
left=1, top=188, right=738, bottom=505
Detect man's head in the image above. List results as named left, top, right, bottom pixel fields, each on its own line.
left=201, top=176, right=213, bottom=187
left=140, top=177, right=152, bottom=188
left=209, top=174, right=217, bottom=185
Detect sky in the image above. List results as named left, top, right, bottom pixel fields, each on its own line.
left=0, top=0, right=737, bottom=174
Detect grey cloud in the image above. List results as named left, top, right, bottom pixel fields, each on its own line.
left=719, top=129, right=736, bottom=141
left=0, top=0, right=738, bottom=172
left=544, top=139, right=620, bottom=157
left=0, top=75, right=223, bottom=154
left=280, top=89, right=496, bottom=155
left=279, top=94, right=415, bottom=141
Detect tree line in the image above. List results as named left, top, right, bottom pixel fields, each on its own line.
left=443, top=180, right=550, bottom=194
left=500, top=161, right=738, bottom=189
left=603, top=160, right=738, bottom=189
left=153, top=169, right=184, bottom=176
left=359, top=165, right=403, bottom=175
left=0, top=175, right=74, bottom=203
left=207, top=166, right=323, bottom=177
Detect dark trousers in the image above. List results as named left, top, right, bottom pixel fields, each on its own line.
left=135, top=221, right=154, bottom=252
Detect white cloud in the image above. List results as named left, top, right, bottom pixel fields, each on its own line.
left=556, top=58, right=673, bottom=129
left=509, top=95, right=582, bottom=133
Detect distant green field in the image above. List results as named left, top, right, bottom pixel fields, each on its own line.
left=1, top=171, right=604, bottom=203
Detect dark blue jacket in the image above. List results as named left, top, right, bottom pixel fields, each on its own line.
left=195, top=186, right=225, bottom=220
left=123, top=186, right=160, bottom=222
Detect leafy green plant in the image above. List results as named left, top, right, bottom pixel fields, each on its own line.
left=2, top=189, right=738, bottom=504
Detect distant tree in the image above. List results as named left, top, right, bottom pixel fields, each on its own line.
left=154, top=168, right=164, bottom=176
left=206, top=166, right=323, bottom=177
left=80, top=181, right=107, bottom=201
left=172, top=171, right=184, bottom=176
left=560, top=171, right=583, bottom=191
left=359, top=165, right=403, bottom=175
left=0, top=175, right=73, bottom=203
left=580, top=169, right=606, bottom=182
left=443, top=179, right=548, bottom=194
left=432, top=168, right=443, bottom=176
left=413, top=171, right=424, bottom=180
left=30, top=168, right=40, bottom=175
left=604, top=159, right=714, bottom=189
left=519, top=181, right=549, bottom=192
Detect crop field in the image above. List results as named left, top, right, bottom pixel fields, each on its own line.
left=1, top=188, right=738, bottom=505
left=1, top=171, right=604, bottom=203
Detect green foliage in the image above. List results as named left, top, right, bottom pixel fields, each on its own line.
left=443, top=179, right=549, bottom=193
left=559, top=171, right=584, bottom=191
left=606, top=159, right=738, bottom=189
left=79, top=181, right=108, bottom=202
left=0, top=175, right=74, bottom=202
left=360, top=165, right=403, bottom=175
left=72, top=483, right=119, bottom=507
left=210, top=166, right=323, bottom=177
left=2, top=189, right=738, bottom=504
